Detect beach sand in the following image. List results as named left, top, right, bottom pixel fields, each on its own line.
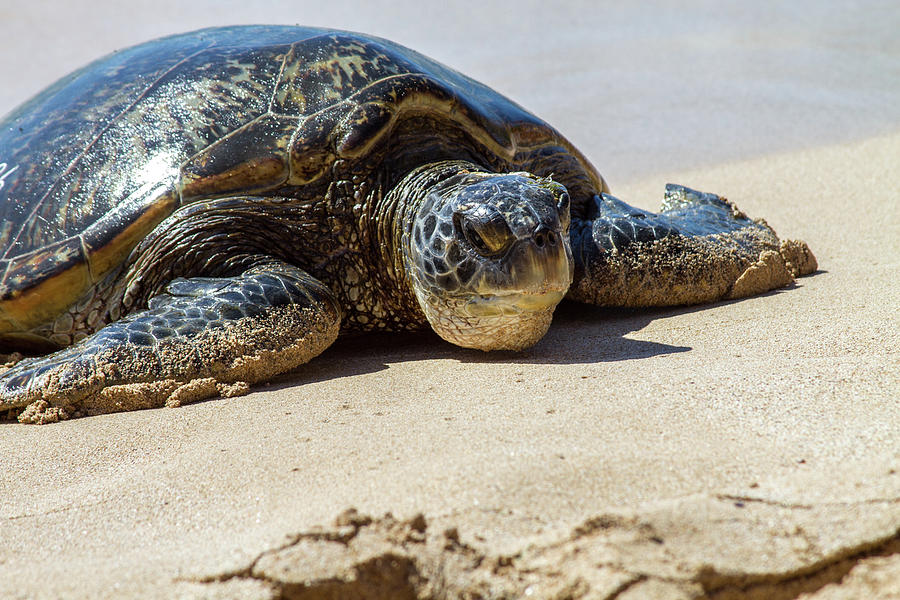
left=1, top=2, right=898, bottom=598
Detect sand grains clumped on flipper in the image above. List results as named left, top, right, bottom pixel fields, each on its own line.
left=572, top=226, right=815, bottom=307
left=16, top=304, right=339, bottom=424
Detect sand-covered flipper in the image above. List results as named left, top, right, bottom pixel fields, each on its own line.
left=567, top=184, right=817, bottom=307
left=1, top=261, right=340, bottom=423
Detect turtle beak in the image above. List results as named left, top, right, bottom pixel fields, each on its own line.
left=465, top=222, right=573, bottom=317
left=506, top=223, right=573, bottom=295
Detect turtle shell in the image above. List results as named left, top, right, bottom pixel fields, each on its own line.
left=0, top=25, right=603, bottom=340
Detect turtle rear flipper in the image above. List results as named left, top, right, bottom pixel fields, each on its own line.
left=1, top=260, right=340, bottom=423
left=567, top=184, right=817, bottom=307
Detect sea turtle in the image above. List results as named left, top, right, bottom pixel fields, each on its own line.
left=0, top=26, right=815, bottom=423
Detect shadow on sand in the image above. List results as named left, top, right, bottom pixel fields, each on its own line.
left=269, top=300, right=711, bottom=393
left=271, top=271, right=823, bottom=393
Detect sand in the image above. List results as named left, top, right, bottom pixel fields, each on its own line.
left=1, top=1, right=898, bottom=598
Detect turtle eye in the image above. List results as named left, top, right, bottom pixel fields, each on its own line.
left=457, top=211, right=514, bottom=257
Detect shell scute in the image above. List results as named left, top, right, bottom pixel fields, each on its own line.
left=180, top=114, right=297, bottom=200
left=271, top=34, right=417, bottom=115
left=0, top=237, right=90, bottom=332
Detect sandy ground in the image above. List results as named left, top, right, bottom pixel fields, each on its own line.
left=1, top=1, right=898, bottom=598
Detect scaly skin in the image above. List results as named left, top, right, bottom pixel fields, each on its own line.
left=567, top=185, right=817, bottom=306
left=2, top=261, right=340, bottom=422
left=391, top=161, right=572, bottom=350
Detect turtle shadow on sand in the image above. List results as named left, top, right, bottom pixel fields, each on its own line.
left=269, top=278, right=817, bottom=394
left=506, top=302, right=694, bottom=365
left=269, top=302, right=699, bottom=393
left=516, top=277, right=817, bottom=366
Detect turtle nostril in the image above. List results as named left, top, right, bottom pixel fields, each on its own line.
left=534, top=224, right=551, bottom=249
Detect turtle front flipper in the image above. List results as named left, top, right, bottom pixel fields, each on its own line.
left=567, top=184, right=817, bottom=307
left=1, top=261, right=340, bottom=423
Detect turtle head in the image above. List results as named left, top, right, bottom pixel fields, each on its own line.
left=401, top=163, right=573, bottom=351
